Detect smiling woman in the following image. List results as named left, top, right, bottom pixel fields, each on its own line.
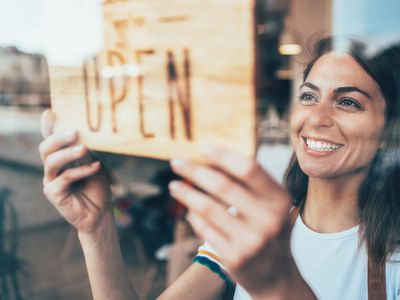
left=284, top=37, right=400, bottom=298
left=37, top=36, right=400, bottom=300
left=178, top=37, right=400, bottom=300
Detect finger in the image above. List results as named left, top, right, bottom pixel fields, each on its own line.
left=44, top=144, right=89, bottom=182
left=183, top=189, right=283, bottom=253
left=189, top=209, right=286, bottom=275
left=187, top=212, right=231, bottom=255
left=200, top=145, right=282, bottom=196
left=188, top=212, right=249, bottom=273
left=39, top=129, right=78, bottom=163
left=170, top=159, right=259, bottom=217
left=169, top=180, right=248, bottom=239
left=43, top=161, right=101, bottom=204
left=41, top=109, right=56, bottom=139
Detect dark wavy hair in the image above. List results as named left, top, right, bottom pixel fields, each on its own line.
left=284, top=37, right=400, bottom=267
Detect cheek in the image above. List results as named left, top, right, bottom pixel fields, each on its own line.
left=348, top=113, right=384, bottom=143
left=356, top=131, right=382, bottom=159
left=343, top=119, right=383, bottom=162
left=289, top=107, right=308, bottom=139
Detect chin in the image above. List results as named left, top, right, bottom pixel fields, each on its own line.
left=297, top=162, right=335, bottom=179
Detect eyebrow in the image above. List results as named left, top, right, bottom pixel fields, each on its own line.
left=300, top=82, right=319, bottom=91
left=334, top=86, right=372, bottom=99
left=300, top=82, right=372, bottom=100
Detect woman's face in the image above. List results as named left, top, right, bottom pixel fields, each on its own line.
left=290, top=53, right=386, bottom=179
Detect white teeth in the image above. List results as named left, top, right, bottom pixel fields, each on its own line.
left=306, top=138, right=342, bottom=152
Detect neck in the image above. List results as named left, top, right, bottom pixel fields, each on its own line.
left=302, top=172, right=366, bottom=233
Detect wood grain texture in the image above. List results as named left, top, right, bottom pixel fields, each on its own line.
left=49, top=0, right=257, bottom=161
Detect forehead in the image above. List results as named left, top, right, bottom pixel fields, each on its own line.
left=306, top=53, right=382, bottom=98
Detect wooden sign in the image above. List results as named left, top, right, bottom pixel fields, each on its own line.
left=48, top=0, right=257, bottom=161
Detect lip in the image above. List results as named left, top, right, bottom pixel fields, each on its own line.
left=301, top=136, right=344, bottom=156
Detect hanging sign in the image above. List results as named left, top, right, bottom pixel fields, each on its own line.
left=47, top=0, right=257, bottom=160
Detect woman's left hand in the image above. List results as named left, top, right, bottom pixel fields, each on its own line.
left=169, top=146, right=296, bottom=297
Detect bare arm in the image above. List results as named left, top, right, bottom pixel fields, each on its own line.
left=80, top=218, right=226, bottom=300
left=158, top=263, right=226, bottom=300
left=79, top=212, right=226, bottom=300
left=78, top=212, right=138, bottom=300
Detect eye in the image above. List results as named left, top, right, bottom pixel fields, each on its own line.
left=337, top=97, right=364, bottom=111
left=297, top=92, right=317, bottom=105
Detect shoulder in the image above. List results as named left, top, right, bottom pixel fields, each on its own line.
left=387, top=249, right=400, bottom=269
left=386, top=249, right=400, bottom=298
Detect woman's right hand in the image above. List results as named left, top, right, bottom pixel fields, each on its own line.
left=39, top=109, right=112, bottom=234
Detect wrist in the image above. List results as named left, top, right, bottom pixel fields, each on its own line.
left=78, top=211, right=117, bottom=245
left=250, top=257, right=315, bottom=300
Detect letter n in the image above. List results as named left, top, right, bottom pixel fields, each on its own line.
left=166, top=49, right=192, bottom=140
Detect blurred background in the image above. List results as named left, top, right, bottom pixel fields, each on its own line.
left=0, top=0, right=399, bottom=299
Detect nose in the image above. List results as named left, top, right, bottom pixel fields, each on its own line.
left=307, top=100, right=335, bottom=128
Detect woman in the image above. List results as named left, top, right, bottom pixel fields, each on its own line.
left=39, top=37, right=400, bottom=299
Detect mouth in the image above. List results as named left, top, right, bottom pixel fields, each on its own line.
left=303, top=137, right=344, bottom=153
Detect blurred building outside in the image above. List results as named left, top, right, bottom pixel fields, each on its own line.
left=0, top=46, right=50, bottom=107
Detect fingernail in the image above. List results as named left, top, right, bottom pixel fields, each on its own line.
left=170, top=158, right=186, bottom=170
left=169, top=181, right=181, bottom=194
left=62, top=129, right=76, bottom=139
left=200, top=145, right=218, bottom=157
left=91, top=161, right=100, bottom=168
left=72, top=145, right=84, bottom=153
left=185, top=214, right=194, bottom=225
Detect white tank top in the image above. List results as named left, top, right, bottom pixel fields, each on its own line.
left=230, top=215, right=400, bottom=299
